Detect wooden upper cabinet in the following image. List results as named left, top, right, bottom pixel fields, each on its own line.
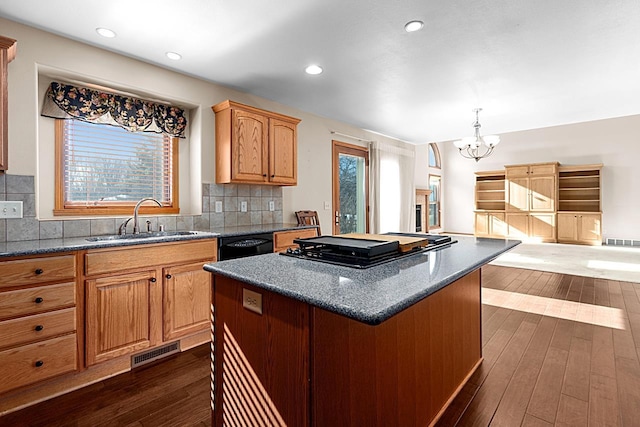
left=0, top=35, right=17, bottom=172
left=507, top=177, right=530, bottom=211
left=269, top=118, right=297, bottom=184
left=506, top=162, right=557, bottom=212
left=232, top=108, right=268, bottom=182
left=213, top=100, right=301, bottom=186
left=529, top=176, right=556, bottom=211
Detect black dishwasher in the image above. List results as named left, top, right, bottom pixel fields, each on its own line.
left=218, top=233, right=274, bottom=261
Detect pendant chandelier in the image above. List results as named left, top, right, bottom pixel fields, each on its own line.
left=453, top=108, right=500, bottom=162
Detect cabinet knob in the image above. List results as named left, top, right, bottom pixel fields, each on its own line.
left=262, top=174, right=267, bottom=177
left=35, top=360, right=44, bottom=368
left=35, top=268, right=44, bottom=275
left=34, top=297, right=44, bottom=304
left=271, top=175, right=275, bottom=178
left=35, top=325, right=44, bottom=332
left=150, top=277, right=157, bottom=283
left=165, top=274, right=172, bottom=279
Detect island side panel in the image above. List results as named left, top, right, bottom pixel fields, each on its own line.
left=212, top=275, right=310, bottom=427
left=311, top=268, right=482, bottom=427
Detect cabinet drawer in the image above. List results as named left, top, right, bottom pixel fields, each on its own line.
left=0, top=333, right=77, bottom=394
left=0, top=282, right=75, bottom=320
left=529, top=163, right=557, bottom=176
left=505, top=165, right=530, bottom=178
left=85, top=239, right=218, bottom=276
left=0, top=255, right=76, bottom=290
left=0, top=308, right=76, bottom=349
left=274, top=228, right=318, bottom=252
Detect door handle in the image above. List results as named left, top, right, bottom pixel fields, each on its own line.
left=335, top=211, right=340, bottom=225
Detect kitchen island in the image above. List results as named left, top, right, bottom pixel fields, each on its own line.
left=204, top=236, right=519, bottom=426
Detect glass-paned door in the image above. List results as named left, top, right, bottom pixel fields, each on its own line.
left=332, top=141, right=369, bottom=235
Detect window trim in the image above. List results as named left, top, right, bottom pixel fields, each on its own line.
left=428, top=143, right=441, bottom=169
left=54, top=119, right=180, bottom=216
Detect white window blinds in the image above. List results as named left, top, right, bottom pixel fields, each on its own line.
left=61, top=119, right=174, bottom=206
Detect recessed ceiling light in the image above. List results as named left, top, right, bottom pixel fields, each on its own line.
left=96, top=27, right=116, bottom=38
left=166, top=52, right=182, bottom=61
left=404, top=20, right=424, bottom=33
left=305, top=65, right=323, bottom=75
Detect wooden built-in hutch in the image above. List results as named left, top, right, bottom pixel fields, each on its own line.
left=474, top=162, right=602, bottom=245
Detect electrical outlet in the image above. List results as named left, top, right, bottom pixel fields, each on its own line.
left=0, top=201, right=23, bottom=218
left=215, top=201, right=223, bottom=213
left=240, top=201, right=247, bottom=212
left=269, top=201, right=275, bottom=211
left=324, top=201, right=330, bottom=210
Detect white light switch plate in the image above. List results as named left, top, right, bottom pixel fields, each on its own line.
left=269, top=201, right=275, bottom=211
left=240, top=201, right=247, bottom=212
left=0, top=201, right=23, bottom=218
left=215, top=201, right=223, bottom=213
left=324, top=201, right=330, bottom=210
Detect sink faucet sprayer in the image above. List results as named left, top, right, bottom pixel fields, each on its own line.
left=132, top=197, right=163, bottom=234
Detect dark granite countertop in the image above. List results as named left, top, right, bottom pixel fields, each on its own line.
left=0, top=223, right=316, bottom=258
left=204, top=236, right=520, bottom=325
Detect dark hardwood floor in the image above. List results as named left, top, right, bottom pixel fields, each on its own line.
left=0, top=344, right=211, bottom=427
left=2, top=265, right=639, bottom=426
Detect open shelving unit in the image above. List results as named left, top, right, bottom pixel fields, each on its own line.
left=558, top=166, right=601, bottom=212
left=475, top=171, right=506, bottom=211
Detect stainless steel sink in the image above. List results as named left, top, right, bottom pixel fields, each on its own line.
left=86, top=231, right=199, bottom=242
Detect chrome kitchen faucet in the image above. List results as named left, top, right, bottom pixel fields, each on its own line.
left=132, top=197, right=162, bottom=234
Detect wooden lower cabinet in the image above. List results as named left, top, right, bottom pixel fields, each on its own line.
left=273, top=227, right=318, bottom=252
left=474, top=211, right=506, bottom=238
left=163, top=262, right=212, bottom=341
left=86, top=270, right=162, bottom=366
left=506, top=213, right=556, bottom=242
left=557, top=213, right=602, bottom=245
left=0, top=253, right=78, bottom=396
left=212, top=270, right=481, bottom=426
left=0, top=334, right=77, bottom=394
left=85, top=240, right=217, bottom=366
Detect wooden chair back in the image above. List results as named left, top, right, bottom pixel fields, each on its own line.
left=295, top=210, right=321, bottom=235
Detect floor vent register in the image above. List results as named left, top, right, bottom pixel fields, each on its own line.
left=131, top=342, right=180, bottom=368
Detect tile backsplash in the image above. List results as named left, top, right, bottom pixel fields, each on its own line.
left=0, top=174, right=283, bottom=242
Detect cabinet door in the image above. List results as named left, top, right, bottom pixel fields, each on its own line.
left=232, top=109, right=268, bottom=182
left=557, top=213, right=578, bottom=242
left=506, top=213, right=529, bottom=238
left=269, top=118, right=297, bottom=185
left=507, top=177, right=529, bottom=211
left=490, top=212, right=507, bottom=237
left=474, top=212, right=490, bottom=237
left=86, top=270, right=161, bottom=366
left=530, top=176, right=556, bottom=211
left=579, top=214, right=602, bottom=244
left=163, top=262, right=212, bottom=341
left=530, top=214, right=556, bottom=242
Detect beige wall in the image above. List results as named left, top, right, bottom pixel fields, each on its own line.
left=440, top=114, right=640, bottom=241
left=2, top=17, right=406, bottom=233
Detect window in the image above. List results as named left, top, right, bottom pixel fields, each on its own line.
left=428, top=143, right=441, bottom=168
left=428, top=174, right=441, bottom=229
left=54, top=119, right=179, bottom=216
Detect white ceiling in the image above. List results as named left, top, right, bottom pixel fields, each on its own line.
left=1, top=0, right=639, bottom=144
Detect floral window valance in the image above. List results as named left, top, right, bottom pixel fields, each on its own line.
left=41, top=82, right=188, bottom=138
